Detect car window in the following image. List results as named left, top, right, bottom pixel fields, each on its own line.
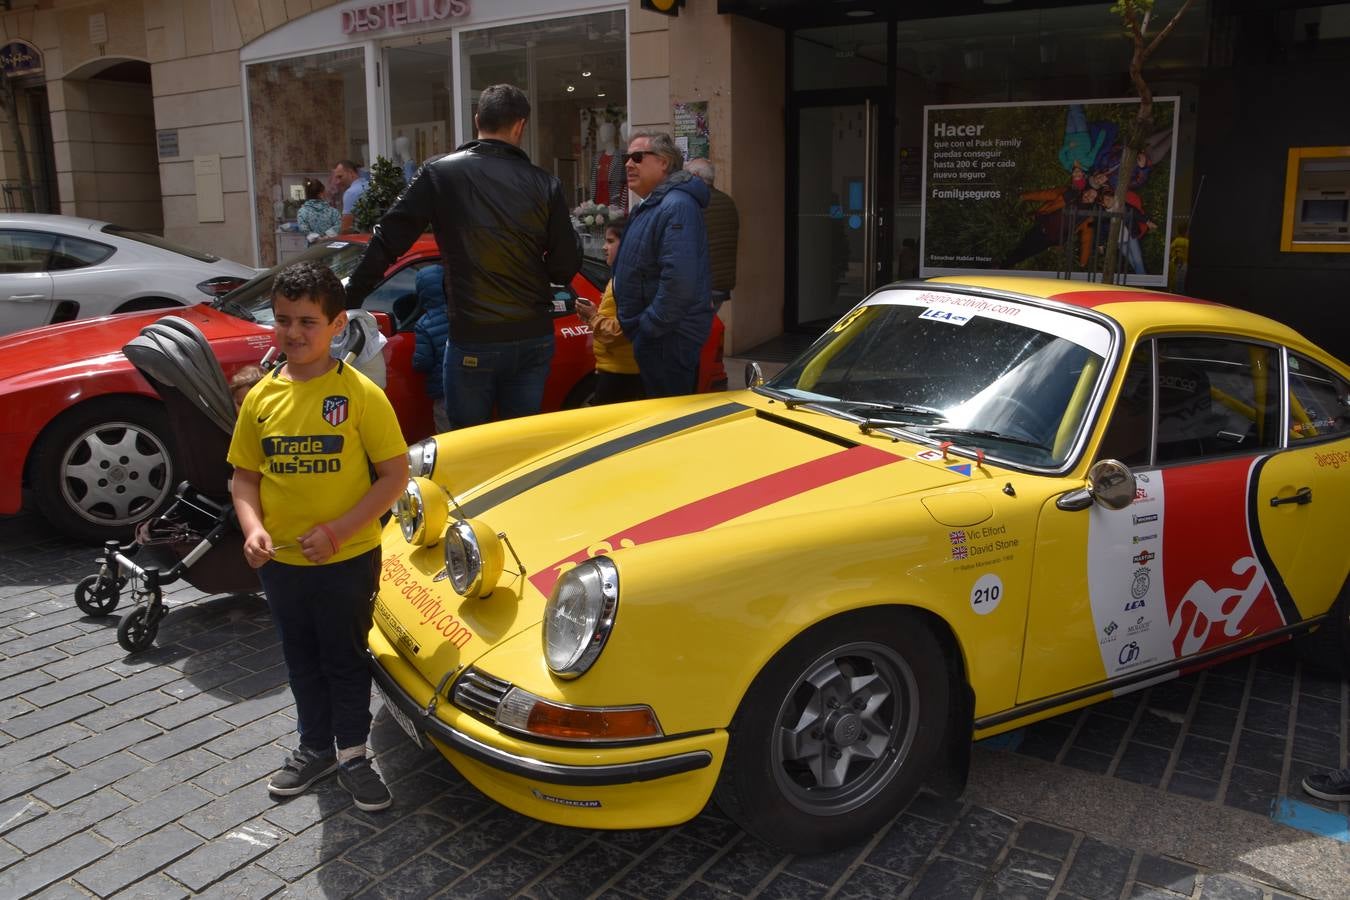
left=1097, top=341, right=1153, bottom=468
left=1154, top=337, right=1280, bottom=464
left=1288, top=354, right=1350, bottom=442
left=0, top=229, right=55, bottom=273
left=48, top=235, right=114, bottom=271
left=362, top=263, right=433, bottom=331
left=101, top=225, right=220, bottom=263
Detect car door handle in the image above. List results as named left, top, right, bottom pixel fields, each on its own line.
left=7, top=293, right=46, bottom=301
left=1269, top=486, right=1312, bottom=507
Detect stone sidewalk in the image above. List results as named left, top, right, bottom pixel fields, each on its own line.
left=0, top=511, right=1346, bottom=899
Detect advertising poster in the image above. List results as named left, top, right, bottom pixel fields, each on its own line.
left=920, top=98, right=1179, bottom=286
left=673, top=100, right=710, bottom=161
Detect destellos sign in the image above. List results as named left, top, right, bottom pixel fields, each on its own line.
left=341, top=0, right=470, bottom=35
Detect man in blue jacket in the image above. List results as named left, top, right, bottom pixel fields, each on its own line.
left=613, top=132, right=712, bottom=397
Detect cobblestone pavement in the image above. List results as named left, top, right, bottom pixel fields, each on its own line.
left=0, top=512, right=1346, bottom=899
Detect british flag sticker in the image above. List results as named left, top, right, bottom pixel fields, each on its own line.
left=322, top=395, right=349, bottom=427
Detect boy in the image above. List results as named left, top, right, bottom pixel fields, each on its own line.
left=575, top=219, right=643, bottom=404
left=227, top=261, right=409, bottom=811
left=411, top=265, right=451, bottom=432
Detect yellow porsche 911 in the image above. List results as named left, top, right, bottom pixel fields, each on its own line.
left=367, top=275, right=1350, bottom=854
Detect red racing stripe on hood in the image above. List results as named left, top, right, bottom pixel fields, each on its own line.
left=529, top=444, right=901, bottom=597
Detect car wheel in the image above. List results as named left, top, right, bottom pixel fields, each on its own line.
left=715, top=610, right=949, bottom=854
left=562, top=373, right=597, bottom=409
left=1296, top=579, right=1350, bottom=678
left=31, top=400, right=176, bottom=544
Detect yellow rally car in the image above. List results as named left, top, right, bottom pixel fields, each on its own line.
left=367, top=275, right=1350, bottom=853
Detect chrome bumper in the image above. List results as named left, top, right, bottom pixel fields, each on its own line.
left=366, top=651, right=713, bottom=787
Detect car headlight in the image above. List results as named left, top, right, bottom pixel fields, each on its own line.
left=443, top=518, right=504, bottom=598
left=407, top=438, right=437, bottom=478
left=393, top=477, right=448, bottom=546
left=543, top=556, right=618, bottom=679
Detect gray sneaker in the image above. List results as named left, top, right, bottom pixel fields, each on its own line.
left=1301, top=766, right=1350, bottom=802
left=338, top=756, right=392, bottom=811
left=268, top=746, right=338, bottom=796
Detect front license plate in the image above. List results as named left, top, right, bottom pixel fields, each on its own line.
left=376, top=682, right=423, bottom=749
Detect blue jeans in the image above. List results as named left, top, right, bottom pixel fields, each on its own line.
left=633, top=332, right=701, bottom=398
left=442, top=334, right=554, bottom=428
left=259, top=548, right=380, bottom=752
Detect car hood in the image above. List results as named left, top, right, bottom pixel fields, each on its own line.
left=377, top=397, right=976, bottom=678
left=0, top=303, right=257, bottom=383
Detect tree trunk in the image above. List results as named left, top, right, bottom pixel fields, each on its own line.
left=2, top=78, right=35, bottom=212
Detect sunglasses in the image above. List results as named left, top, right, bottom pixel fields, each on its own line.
left=623, top=150, right=654, bottom=164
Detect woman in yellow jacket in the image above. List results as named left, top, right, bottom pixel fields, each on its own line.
left=575, top=219, right=644, bottom=404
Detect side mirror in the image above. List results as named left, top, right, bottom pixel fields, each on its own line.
left=745, top=361, right=765, bottom=388
left=1056, top=459, right=1137, bottom=511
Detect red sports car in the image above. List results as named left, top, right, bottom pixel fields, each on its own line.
left=0, top=234, right=727, bottom=542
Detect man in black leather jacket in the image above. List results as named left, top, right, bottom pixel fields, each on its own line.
left=344, top=84, right=580, bottom=428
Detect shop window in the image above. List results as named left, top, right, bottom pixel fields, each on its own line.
left=457, top=11, right=627, bottom=211
left=387, top=39, right=453, bottom=178
left=793, top=23, right=887, bottom=91
left=1280, top=147, right=1350, bottom=253
left=246, top=49, right=367, bottom=267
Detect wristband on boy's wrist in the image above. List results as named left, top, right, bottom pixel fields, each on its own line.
left=317, top=523, right=340, bottom=552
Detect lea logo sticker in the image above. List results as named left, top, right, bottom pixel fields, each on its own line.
left=919, top=307, right=972, bottom=326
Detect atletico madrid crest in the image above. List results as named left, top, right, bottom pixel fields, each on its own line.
left=322, top=395, right=349, bottom=427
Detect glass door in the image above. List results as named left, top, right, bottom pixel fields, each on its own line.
left=790, top=95, right=885, bottom=329
left=384, top=38, right=454, bottom=177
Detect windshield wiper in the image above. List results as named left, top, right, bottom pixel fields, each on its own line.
left=216, top=298, right=256, bottom=323
left=923, top=426, right=1049, bottom=450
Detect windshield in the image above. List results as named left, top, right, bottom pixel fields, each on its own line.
left=214, top=241, right=368, bottom=326
left=765, top=288, right=1113, bottom=468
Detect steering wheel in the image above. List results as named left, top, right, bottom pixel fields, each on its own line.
left=990, top=395, right=1054, bottom=443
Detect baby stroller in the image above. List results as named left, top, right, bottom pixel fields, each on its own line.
left=74, top=315, right=261, bottom=652
left=75, top=312, right=386, bottom=652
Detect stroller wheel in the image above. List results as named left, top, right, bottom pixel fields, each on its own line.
left=75, top=573, right=125, bottom=617
left=117, top=606, right=159, bottom=653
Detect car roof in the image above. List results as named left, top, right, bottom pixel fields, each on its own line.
left=925, top=274, right=1322, bottom=359
left=0, top=213, right=112, bottom=233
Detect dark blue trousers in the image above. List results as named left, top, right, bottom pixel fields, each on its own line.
left=258, top=548, right=380, bottom=752
left=633, top=332, right=701, bottom=398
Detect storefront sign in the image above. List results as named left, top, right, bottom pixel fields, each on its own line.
left=0, top=40, right=42, bottom=78
left=341, top=0, right=470, bottom=35
left=920, top=98, right=1179, bottom=287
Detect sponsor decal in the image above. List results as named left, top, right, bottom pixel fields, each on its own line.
left=916, top=449, right=946, bottom=462
left=1132, top=533, right=1158, bottom=544
left=970, top=573, right=1002, bottom=615
left=1132, top=550, right=1155, bottom=566
left=322, top=395, right=349, bottom=427
left=947, top=463, right=974, bottom=477
left=1159, top=374, right=1197, bottom=393
left=1118, top=641, right=1142, bottom=665
left=559, top=325, right=592, bottom=338
left=919, top=307, right=973, bottom=326
left=1132, top=513, right=1158, bottom=525
left=530, top=445, right=901, bottom=598
left=1170, top=556, right=1272, bottom=657
left=1136, top=472, right=1150, bottom=483
left=952, top=546, right=969, bottom=560
left=531, top=788, right=601, bottom=808
left=1130, top=568, right=1151, bottom=600
left=1123, top=598, right=1146, bottom=611
left=1314, top=449, right=1350, bottom=469
left=380, top=552, right=474, bottom=649
left=950, top=530, right=967, bottom=545
left=1103, top=620, right=1118, bottom=637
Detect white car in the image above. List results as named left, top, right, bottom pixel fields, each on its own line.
left=0, top=215, right=256, bottom=336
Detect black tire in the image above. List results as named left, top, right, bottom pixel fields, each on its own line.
left=117, top=606, right=159, bottom=653
left=714, top=609, right=950, bottom=854
left=75, top=572, right=124, bottom=616
left=113, top=297, right=181, bottom=315
left=562, top=373, right=597, bottom=410
left=30, top=399, right=176, bottom=544
left=1297, top=580, right=1350, bottom=678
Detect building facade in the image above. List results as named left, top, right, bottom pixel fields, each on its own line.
left=0, top=0, right=1345, bottom=357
